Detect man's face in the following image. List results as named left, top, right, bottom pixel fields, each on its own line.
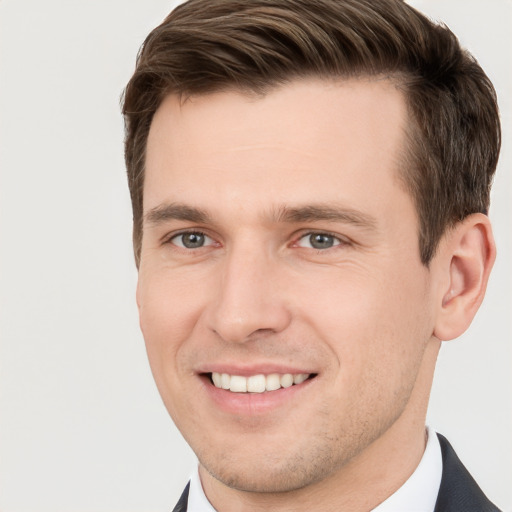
left=138, top=79, right=438, bottom=492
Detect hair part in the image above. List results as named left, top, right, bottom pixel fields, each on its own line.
left=122, top=0, right=500, bottom=267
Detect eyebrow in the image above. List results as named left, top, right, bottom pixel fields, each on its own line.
left=144, top=203, right=211, bottom=225
left=144, top=202, right=378, bottom=231
left=274, top=204, right=378, bottom=230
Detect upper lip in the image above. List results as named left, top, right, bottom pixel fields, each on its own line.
left=196, top=363, right=316, bottom=376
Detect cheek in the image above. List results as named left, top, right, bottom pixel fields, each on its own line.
left=296, top=260, right=433, bottom=375
left=137, top=271, right=206, bottom=380
left=137, top=273, right=211, bottom=428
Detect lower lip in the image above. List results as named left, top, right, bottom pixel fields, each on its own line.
left=200, top=375, right=316, bottom=415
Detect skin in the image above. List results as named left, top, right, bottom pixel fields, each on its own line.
left=137, top=78, right=495, bottom=511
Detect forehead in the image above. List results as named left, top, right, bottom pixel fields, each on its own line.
left=144, top=78, right=409, bottom=220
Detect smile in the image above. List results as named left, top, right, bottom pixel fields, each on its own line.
left=210, top=372, right=312, bottom=393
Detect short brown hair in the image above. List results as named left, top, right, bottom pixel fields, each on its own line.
left=122, top=0, right=500, bottom=266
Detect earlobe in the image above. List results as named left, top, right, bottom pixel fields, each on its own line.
left=433, top=214, right=496, bottom=341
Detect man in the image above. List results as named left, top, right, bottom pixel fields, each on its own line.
left=122, top=0, right=501, bottom=510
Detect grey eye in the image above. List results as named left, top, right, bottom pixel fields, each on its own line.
left=297, top=232, right=341, bottom=250
left=309, top=233, right=335, bottom=249
left=172, top=232, right=212, bottom=249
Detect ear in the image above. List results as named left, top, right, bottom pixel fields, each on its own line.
left=433, top=213, right=496, bottom=341
left=135, top=276, right=147, bottom=336
left=136, top=272, right=144, bottom=311
left=136, top=280, right=141, bottom=311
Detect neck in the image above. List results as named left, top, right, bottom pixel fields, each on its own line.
left=200, top=339, right=440, bottom=512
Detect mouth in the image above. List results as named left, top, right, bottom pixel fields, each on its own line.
left=206, top=372, right=317, bottom=393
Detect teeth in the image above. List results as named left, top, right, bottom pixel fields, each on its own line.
left=247, top=374, right=266, bottom=393
left=229, top=375, right=247, bottom=392
left=221, top=373, right=230, bottom=390
left=211, top=372, right=311, bottom=393
left=293, top=373, right=308, bottom=385
left=211, top=372, right=222, bottom=388
left=266, top=373, right=281, bottom=391
left=280, top=374, right=293, bottom=388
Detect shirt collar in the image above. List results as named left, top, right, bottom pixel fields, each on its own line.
left=371, top=426, right=442, bottom=512
left=187, top=426, right=442, bottom=512
left=188, top=468, right=216, bottom=512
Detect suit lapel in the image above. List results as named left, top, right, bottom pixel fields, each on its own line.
left=434, top=434, right=500, bottom=512
left=172, top=482, right=190, bottom=512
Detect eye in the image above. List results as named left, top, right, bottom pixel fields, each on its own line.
left=296, top=232, right=343, bottom=250
left=170, top=231, right=214, bottom=249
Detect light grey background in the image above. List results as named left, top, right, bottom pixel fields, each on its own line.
left=0, top=1, right=510, bottom=511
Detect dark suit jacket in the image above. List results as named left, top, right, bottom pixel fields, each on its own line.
left=172, top=434, right=501, bottom=511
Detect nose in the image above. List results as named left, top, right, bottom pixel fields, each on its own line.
left=205, top=244, right=292, bottom=343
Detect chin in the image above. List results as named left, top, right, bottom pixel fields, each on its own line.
left=196, top=437, right=346, bottom=494
left=203, top=461, right=326, bottom=494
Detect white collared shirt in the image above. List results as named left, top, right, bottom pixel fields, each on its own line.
left=187, top=426, right=443, bottom=512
